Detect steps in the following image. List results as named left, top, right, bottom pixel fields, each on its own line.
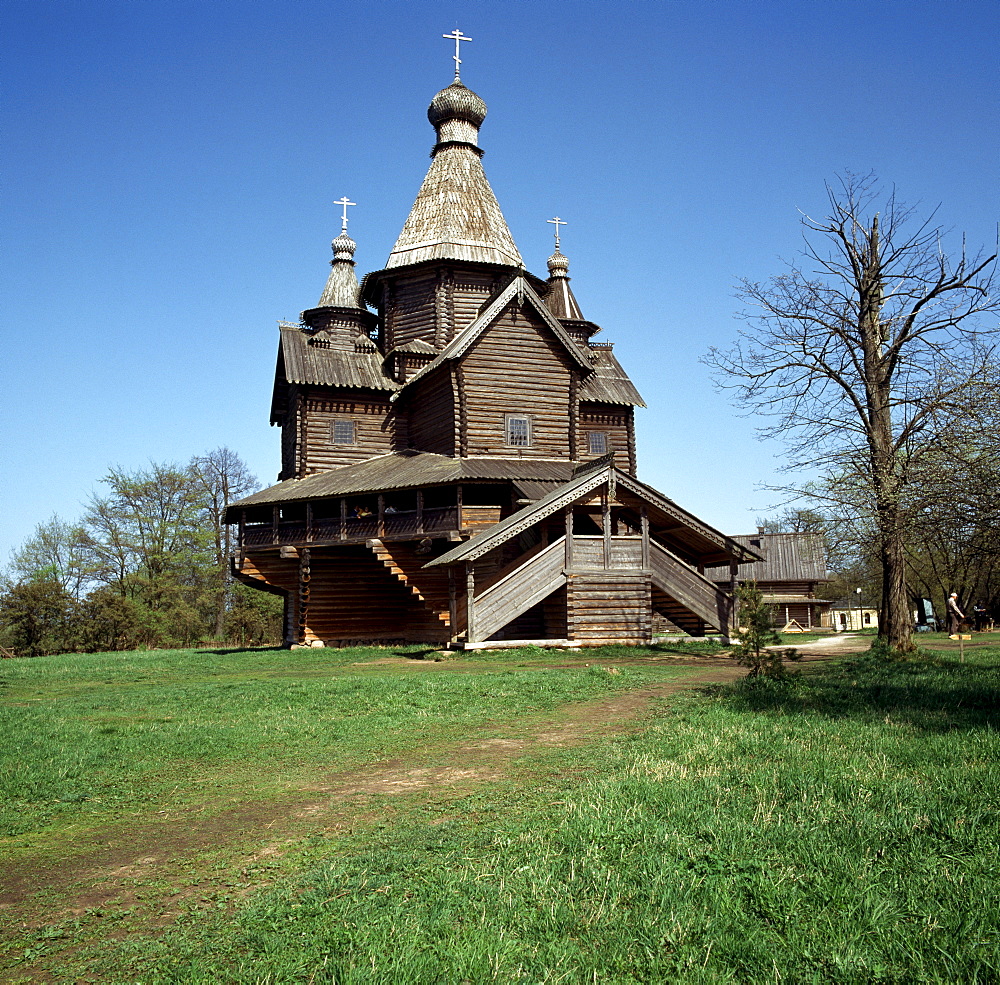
left=366, top=540, right=452, bottom=628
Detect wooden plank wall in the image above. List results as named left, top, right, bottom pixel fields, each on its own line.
left=406, top=365, right=457, bottom=455
left=386, top=271, right=437, bottom=349
left=302, top=396, right=394, bottom=472
left=460, top=305, right=574, bottom=458
left=298, top=546, right=450, bottom=645
left=579, top=403, right=634, bottom=474
left=566, top=571, right=651, bottom=644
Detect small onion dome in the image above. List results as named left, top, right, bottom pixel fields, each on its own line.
left=428, top=81, right=487, bottom=129
left=332, top=231, right=357, bottom=262
left=547, top=250, right=570, bottom=275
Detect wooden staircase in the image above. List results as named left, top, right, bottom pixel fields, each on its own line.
left=470, top=538, right=568, bottom=643
left=367, top=540, right=452, bottom=629
left=649, top=541, right=732, bottom=634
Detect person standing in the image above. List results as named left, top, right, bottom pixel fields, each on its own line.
left=947, top=593, right=965, bottom=639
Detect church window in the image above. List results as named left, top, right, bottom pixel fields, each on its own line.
left=332, top=420, right=356, bottom=444
left=505, top=414, right=531, bottom=447
left=588, top=432, right=608, bottom=455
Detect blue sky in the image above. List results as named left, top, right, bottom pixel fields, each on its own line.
left=2, top=0, right=998, bottom=567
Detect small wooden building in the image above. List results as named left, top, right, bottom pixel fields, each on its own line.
left=226, top=73, right=758, bottom=647
left=708, top=531, right=832, bottom=631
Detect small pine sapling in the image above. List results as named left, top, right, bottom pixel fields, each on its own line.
left=734, top=580, right=798, bottom=679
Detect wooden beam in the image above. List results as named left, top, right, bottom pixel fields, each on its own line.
left=602, top=492, right=611, bottom=570
left=640, top=505, right=649, bottom=570
left=729, top=559, right=739, bottom=637
left=564, top=507, right=574, bottom=569
left=377, top=494, right=385, bottom=538
left=305, top=502, right=313, bottom=544
left=448, top=568, right=457, bottom=642
left=466, top=563, right=477, bottom=644
left=272, top=506, right=280, bottom=546
left=416, top=489, right=424, bottom=534
left=340, top=498, right=346, bottom=541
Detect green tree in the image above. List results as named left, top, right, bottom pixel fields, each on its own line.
left=0, top=577, right=78, bottom=657
left=83, top=462, right=215, bottom=646
left=7, top=516, right=91, bottom=599
left=707, top=174, right=998, bottom=652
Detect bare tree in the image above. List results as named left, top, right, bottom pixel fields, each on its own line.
left=706, top=174, right=998, bottom=651
left=189, top=448, right=259, bottom=638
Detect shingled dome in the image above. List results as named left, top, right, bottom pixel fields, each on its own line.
left=428, top=81, right=487, bottom=129
left=385, top=77, right=522, bottom=269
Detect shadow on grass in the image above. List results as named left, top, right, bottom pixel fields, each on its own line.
left=716, top=652, right=1000, bottom=733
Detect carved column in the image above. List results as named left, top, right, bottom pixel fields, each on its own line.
left=298, top=548, right=311, bottom=645
left=465, top=563, right=477, bottom=645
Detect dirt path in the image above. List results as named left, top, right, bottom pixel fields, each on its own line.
left=0, top=640, right=866, bottom=968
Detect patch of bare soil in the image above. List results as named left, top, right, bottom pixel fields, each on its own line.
left=0, top=643, right=863, bottom=975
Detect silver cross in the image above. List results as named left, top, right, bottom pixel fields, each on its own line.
left=334, top=196, right=356, bottom=234
left=443, top=29, right=472, bottom=81
left=547, top=216, right=566, bottom=251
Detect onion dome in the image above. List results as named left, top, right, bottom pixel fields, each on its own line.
left=332, top=231, right=357, bottom=262
left=385, top=79, right=521, bottom=270
left=317, top=229, right=362, bottom=309
left=544, top=250, right=584, bottom=321
left=428, top=81, right=487, bottom=131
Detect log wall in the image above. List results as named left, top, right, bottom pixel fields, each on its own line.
left=279, top=388, right=303, bottom=480
left=387, top=271, right=438, bottom=349
left=301, top=395, right=394, bottom=473
left=460, top=305, right=574, bottom=458
left=579, top=403, right=634, bottom=474
left=406, top=366, right=457, bottom=455
left=297, top=546, right=449, bottom=645
left=566, top=571, right=651, bottom=644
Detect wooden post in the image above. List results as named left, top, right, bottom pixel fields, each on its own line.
left=640, top=505, right=649, bottom=570
left=377, top=494, right=385, bottom=538
left=238, top=510, right=246, bottom=566
left=340, top=498, right=347, bottom=541
left=416, top=489, right=424, bottom=534
left=465, top=562, right=477, bottom=644
left=306, top=502, right=313, bottom=544
left=272, top=506, right=280, bottom=546
left=298, top=548, right=311, bottom=645
left=729, top=560, right=739, bottom=637
left=456, top=484, right=464, bottom=530
left=448, top=567, right=457, bottom=642
left=602, top=492, right=611, bottom=570
left=564, top=507, right=574, bottom=570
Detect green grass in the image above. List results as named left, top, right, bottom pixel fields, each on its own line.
left=0, top=644, right=691, bottom=842
left=3, top=642, right=999, bottom=982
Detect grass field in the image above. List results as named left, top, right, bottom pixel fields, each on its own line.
left=1, top=636, right=998, bottom=982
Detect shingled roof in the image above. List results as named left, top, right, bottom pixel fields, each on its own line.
left=580, top=347, right=646, bottom=407
left=386, top=81, right=522, bottom=270
left=227, top=451, right=576, bottom=515
left=269, top=324, right=398, bottom=424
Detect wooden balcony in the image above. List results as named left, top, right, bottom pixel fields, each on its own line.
left=240, top=505, right=503, bottom=551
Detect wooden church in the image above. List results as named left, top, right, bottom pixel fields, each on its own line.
left=227, top=46, right=759, bottom=648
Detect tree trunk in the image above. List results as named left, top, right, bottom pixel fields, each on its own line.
left=878, top=512, right=914, bottom=651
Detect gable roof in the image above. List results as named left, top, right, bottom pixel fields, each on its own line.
left=425, top=464, right=761, bottom=569
left=710, top=532, right=830, bottom=583
left=391, top=274, right=593, bottom=401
